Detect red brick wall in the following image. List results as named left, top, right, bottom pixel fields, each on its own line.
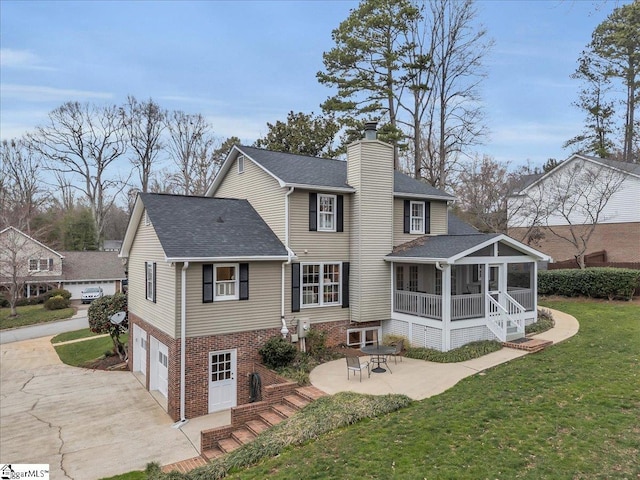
left=508, top=222, right=640, bottom=263
left=128, top=314, right=381, bottom=421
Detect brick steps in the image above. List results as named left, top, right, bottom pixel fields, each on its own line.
left=208, top=386, right=327, bottom=460
left=503, top=337, right=553, bottom=353
left=161, top=456, right=208, bottom=474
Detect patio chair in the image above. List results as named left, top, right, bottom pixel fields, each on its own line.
left=346, top=356, right=370, bottom=382
left=389, top=340, right=404, bottom=364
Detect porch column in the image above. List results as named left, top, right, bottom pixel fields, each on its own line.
left=441, top=264, right=451, bottom=351
left=532, top=261, right=538, bottom=312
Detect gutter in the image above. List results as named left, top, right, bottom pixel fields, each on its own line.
left=173, top=261, right=189, bottom=428
left=281, top=187, right=295, bottom=338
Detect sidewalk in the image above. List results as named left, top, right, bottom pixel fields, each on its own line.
left=309, top=308, right=579, bottom=400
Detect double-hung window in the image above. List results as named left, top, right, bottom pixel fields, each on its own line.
left=410, top=201, right=425, bottom=234
left=145, top=262, right=156, bottom=302
left=29, top=259, right=39, bottom=271
left=214, top=264, right=238, bottom=301
left=318, top=194, right=336, bottom=232
left=29, top=258, right=53, bottom=272
left=302, top=263, right=341, bottom=307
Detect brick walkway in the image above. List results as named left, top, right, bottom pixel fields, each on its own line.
left=161, top=455, right=208, bottom=474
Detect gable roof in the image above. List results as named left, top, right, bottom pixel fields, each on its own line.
left=511, top=153, right=640, bottom=196
left=58, top=251, right=125, bottom=280
left=207, top=145, right=455, bottom=201
left=0, top=226, right=64, bottom=259
left=386, top=233, right=551, bottom=263
left=447, top=213, right=482, bottom=235
left=120, top=193, right=289, bottom=262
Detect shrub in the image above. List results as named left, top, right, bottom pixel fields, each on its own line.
left=259, top=336, right=297, bottom=369
left=526, top=308, right=555, bottom=335
left=0, top=297, right=9, bottom=308
left=44, top=288, right=72, bottom=301
left=15, top=295, right=46, bottom=306
left=538, top=268, right=640, bottom=300
left=88, top=293, right=128, bottom=359
left=304, top=328, right=327, bottom=359
left=44, top=295, right=70, bottom=310
left=405, top=340, right=502, bottom=363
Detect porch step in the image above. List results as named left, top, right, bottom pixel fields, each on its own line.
left=272, top=402, right=298, bottom=418
left=161, top=456, right=208, bottom=474
left=296, top=385, right=327, bottom=402
left=245, top=419, right=270, bottom=436
left=259, top=409, right=287, bottom=426
left=202, top=447, right=225, bottom=462
left=218, top=436, right=243, bottom=453
left=503, top=338, right=553, bottom=353
left=283, top=394, right=310, bottom=410
left=231, top=427, right=257, bottom=445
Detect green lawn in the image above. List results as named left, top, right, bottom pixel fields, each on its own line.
left=217, top=300, right=639, bottom=480
left=54, top=334, right=128, bottom=367
left=0, top=305, right=75, bottom=329
left=51, top=328, right=100, bottom=344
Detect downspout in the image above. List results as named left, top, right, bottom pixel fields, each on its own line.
left=175, top=261, right=189, bottom=427
left=281, top=187, right=295, bottom=338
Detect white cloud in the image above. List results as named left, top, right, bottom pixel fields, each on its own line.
left=0, top=84, right=113, bottom=102
left=0, top=48, right=55, bottom=70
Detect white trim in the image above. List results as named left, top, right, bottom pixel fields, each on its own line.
left=214, top=263, right=239, bottom=301
left=301, top=262, right=342, bottom=307
left=164, top=255, right=289, bottom=263
left=409, top=200, right=425, bottom=234
left=394, top=192, right=455, bottom=201
left=318, top=193, right=337, bottom=232
left=282, top=182, right=356, bottom=193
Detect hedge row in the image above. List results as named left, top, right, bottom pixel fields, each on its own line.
left=538, top=268, right=640, bottom=300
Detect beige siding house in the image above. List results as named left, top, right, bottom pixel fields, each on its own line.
left=121, top=123, right=550, bottom=422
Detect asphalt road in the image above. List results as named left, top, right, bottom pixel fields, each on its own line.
left=0, top=315, right=89, bottom=344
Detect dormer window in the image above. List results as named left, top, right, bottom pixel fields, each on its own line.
left=410, top=201, right=425, bottom=234
left=238, top=155, right=245, bottom=173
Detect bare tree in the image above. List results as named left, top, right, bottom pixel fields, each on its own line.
left=0, top=227, right=38, bottom=316
left=418, top=0, right=492, bottom=189
left=0, top=138, right=46, bottom=232
left=454, top=155, right=514, bottom=233
left=122, top=96, right=167, bottom=192
left=509, top=160, right=627, bottom=268
left=166, top=111, right=219, bottom=195
left=28, top=102, right=130, bottom=247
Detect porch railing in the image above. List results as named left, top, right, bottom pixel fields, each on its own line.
left=394, top=291, right=442, bottom=320
left=451, top=293, right=484, bottom=320
left=486, top=293, right=525, bottom=341
left=506, top=287, right=534, bottom=311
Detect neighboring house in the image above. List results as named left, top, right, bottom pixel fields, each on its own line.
left=103, top=240, right=123, bottom=252
left=0, top=226, right=126, bottom=299
left=120, top=124, right=550, bottom=422
left=507, top=154, right=640, bottom=264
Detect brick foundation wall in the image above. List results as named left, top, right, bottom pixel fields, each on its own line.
left=508, top=222, right=640, bottom=263
left=128, top=314, right=381, bottom=421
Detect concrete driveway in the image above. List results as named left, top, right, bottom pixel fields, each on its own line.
left=0, top=336, right=200, bottom=479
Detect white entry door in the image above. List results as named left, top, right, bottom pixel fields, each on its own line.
left=149, top=337, right=169, bottom=398
left=208, top=349, right=237, bottom=413
left=133, top=324, right=147, bottom=376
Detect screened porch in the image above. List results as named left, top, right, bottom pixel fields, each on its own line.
left=393, top=262, right=535, bottom=321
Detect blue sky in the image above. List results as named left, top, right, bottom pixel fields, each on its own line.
left=0, top=0, right=628, bottom=169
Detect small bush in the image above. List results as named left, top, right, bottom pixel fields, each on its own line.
left=44, top=288, right=72, bottom=301
left=88, top=293, right=128, bottom=359
left=539, top=268, right=640, bottom=300
left=259, top=336, right=297, bottom=369
left=405, top=340, right=502, bottom=363
left=0, top=297, right=9, bottom=308
left=44, top=295, right=70, bottom=310
left=526, top=308, right=555, bottom=335
left=16, top=295, right=46, bottom=306
left=304, top=328, right=327, bottom=359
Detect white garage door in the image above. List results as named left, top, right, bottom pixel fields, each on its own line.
left=63, top=281, right=117, bottom=300
left=149, top=337, right=168, bottom=398
left=132, top=324, right=147, bottom=376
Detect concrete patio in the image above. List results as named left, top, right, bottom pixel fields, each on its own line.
left=310, top=308, right=579, bottom=400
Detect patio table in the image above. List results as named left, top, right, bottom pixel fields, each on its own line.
left=361, top=345, right=395, bottom=373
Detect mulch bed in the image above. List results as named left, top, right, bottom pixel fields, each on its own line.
left=83, top=355, right=128, bottom=371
